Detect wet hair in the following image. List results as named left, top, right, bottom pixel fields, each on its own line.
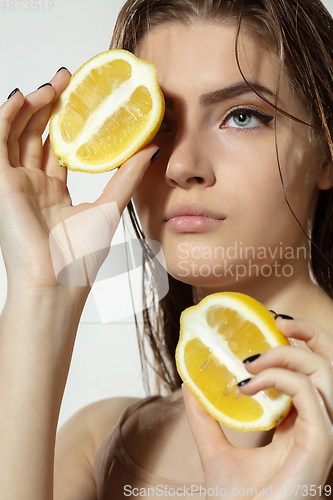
left=110, top=0, right=333, bottom=394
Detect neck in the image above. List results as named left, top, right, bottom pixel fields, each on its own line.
left=193, top=260, right=333, bottom=332
left=220, top=424, right=276, bottom=448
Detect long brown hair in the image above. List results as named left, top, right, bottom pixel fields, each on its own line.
left=111, top=0, right=333, bottom=394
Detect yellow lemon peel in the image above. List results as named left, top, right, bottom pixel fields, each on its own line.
left=176, top=292, right=292, bottom=431
left=50, top=49, right=164, bottom=173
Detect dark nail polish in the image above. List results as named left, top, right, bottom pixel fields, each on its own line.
left=237, top=378, right=252, bottom=387
left=57, top=66, right=69, bottom=73
left=269, top=309, right=277, bottom=316
left=7, top=88, right=19, bottom=99
left=243, top=354, right=261, bottom=364
left=37, top=82, right=52, bottom=90
left=275, top=314, right=294, bottom=320
left=150, top=148, right=162, bottom=164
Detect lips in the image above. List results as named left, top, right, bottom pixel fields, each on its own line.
left=164, top=203, right=225, bottom=232
left=165, top=202, right=225, bottom=221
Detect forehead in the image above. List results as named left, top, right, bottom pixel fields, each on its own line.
left=136, top=21, right=282, bottom=96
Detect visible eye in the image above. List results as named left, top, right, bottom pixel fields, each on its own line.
left=222, top=107, right=274, bottom=130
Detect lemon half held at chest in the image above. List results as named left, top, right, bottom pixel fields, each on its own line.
left=175, top=292, right=292, bottom=432
left=49, top=49, right=165, bottom=173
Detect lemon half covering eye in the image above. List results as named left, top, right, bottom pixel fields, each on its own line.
left=175, top=292, right=292, bottom=432
left=49, top=49, right=165, bottom=173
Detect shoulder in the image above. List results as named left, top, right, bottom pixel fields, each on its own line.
left=54, top=396, right=139, bottom=500
left=120, top=389, right=185, bottom=461
left=56, top=396, right=140, bottom=460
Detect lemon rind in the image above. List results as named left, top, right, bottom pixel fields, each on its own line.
left=176, top=335, right=292, bottom=432
left=175, top=292, right=292, bottom=432
left=49, top=49, right=165, bottom=173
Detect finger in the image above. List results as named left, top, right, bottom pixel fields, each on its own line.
left=41, top=136, right=67, bottom=184
left=240, top=368, right=333, bottom=476
left=19, top=69, right=71, bottom=170
left=245, top=346, right=333, bottom=420
left=24, top=69, right=71, bottom=141
left=240, top=367, right=332, bottom=431
left=0, top=90, right=24, bottom=167
left=95, top=145, right=161, bottom=215
left=275, top=317, right=333, bottom=357
left=8, top=84, right=55, bottom=168
left=182, top=384, right=232, bottom=473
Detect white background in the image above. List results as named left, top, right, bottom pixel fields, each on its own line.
left=1, top=0, right=333, bottom=427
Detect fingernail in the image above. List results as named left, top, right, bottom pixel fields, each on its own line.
left=243, top=354, right=261, bottom=364
left=269, top=309, right=277, bottom=315
left=37, top=82, right=52, bottom=90
left=275, top=314, right=294, bottom=320
left=150, top=148, right=162, bottom=164
left=7, top=88, right=19, bottom=99
left=57, top=66, right=69, bottom=73
left=237, top=378, right=252, bottom=387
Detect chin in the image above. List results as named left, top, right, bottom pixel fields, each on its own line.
left=167, top=267, right=238, bottom=288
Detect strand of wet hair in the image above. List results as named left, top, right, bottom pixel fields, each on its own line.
left=235, top=1, right=333, bottom=271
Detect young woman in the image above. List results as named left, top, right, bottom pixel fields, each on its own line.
left=1, top=0, right=333, bottom=498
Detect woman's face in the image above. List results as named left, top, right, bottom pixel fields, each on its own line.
left=133, top=20, right=328, bottom=292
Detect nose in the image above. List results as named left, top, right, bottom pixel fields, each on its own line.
left=165, top=130, right=216, bottom=189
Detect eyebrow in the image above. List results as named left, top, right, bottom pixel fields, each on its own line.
left=163, top=82, right=275, bottom=110
left=200, top=82, right=275, bottom=106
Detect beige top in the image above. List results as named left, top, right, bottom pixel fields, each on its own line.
left=93, top=391, right=205, bottom=499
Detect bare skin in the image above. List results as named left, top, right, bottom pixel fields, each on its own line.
left=0, top=19, right=333, bottom=500
left=134, top=20, right=333, bottom=497
left=0, top=69, right=159, bottom=500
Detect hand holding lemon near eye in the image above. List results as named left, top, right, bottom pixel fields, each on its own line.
left=175, top=292, right=292, bottom=432
left=49, top=49, right=165, bottom=173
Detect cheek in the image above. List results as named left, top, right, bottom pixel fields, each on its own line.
left=277, top=127, right=320, bottom=223
left=223, top=125, right=318, bottom=225
left=216, top=135, right=285, bottom=216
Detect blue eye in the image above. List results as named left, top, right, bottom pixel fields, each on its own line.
left=229, top=113, right=258, bottom=128
left=223, top=108, right=273, bottom=129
